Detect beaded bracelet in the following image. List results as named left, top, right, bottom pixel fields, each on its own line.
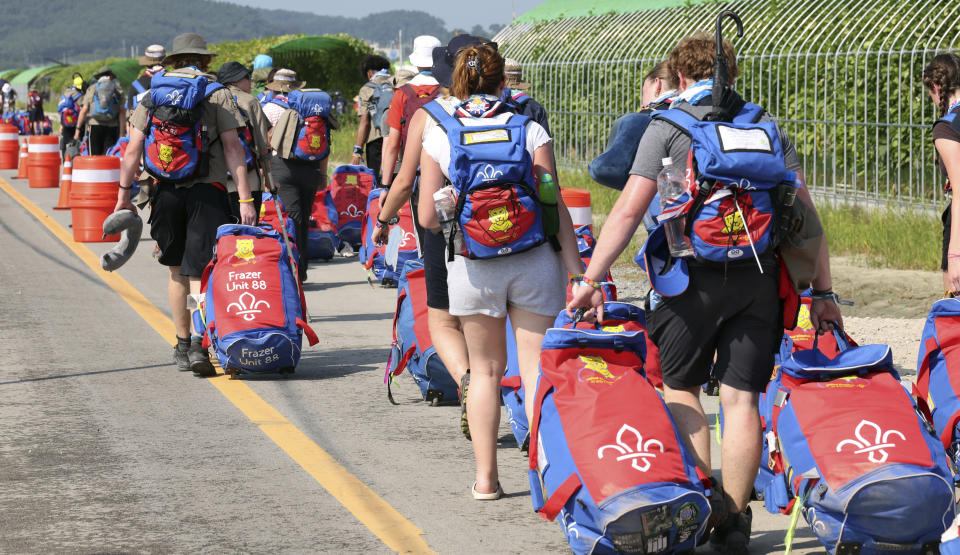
left=580, top=276, right=602, bottom=290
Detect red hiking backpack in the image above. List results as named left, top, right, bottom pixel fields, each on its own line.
left=398, top=84, right=439, bottom=150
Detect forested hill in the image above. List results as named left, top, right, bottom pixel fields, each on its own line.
left=0, top=1, right=486, bottom=67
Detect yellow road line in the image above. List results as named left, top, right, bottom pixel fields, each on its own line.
left=0, top=176, right=434, bottom=555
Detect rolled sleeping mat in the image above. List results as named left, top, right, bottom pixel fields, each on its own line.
left=100, top=209, right=143, bottom=271
left=588, top=112, right=655, bottom=191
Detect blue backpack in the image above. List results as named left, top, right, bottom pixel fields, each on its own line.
left=307, top=188, right=340, bottom=261
left=757, top=336, right=954, bottom=554
left=529, top=309, right=711, bottom=554
left=233, top=95, right=256, bottom=169
left=916, top=298, right=960, bottom=467
left=652, top=101, right=800, bottom=264
left=385, top=259, right=459, bottom=405
left=57, top=89, right=81, bottom=128
left=142, top=70, right=223, bottom=182
left=90, top=79, right=121, bottom=122
left=128, top=77, right=148, bottom=111
left=422, top=101, right=545, bottom=260
left=197, top=224, right=318, bottom=375
left=366, top=80, right=394, bottom=134
left=258, top=89, right=276, bottom=107
left=286, top=88, right=331, bottom=161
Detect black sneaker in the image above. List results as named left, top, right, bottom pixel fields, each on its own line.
left=173, top=337, right=191, bottom=371
left=709, top=507, right=752, bottom=555
left=188, top=337, right=216, bottom=377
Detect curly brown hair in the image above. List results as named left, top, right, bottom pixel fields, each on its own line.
left=668, top=32, right=739, bottom=85
left=923, top=54, right=960, bottom=117
left=452, top=44, right=504, bottom=100
left=169, top=54, right=212, bottom=72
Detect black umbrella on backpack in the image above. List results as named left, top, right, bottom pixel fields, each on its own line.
left=707, top=9, right=744, bottom=123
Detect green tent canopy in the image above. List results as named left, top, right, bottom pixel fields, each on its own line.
left=9, top=65, right=60, bottom=85
left=517, top=0, right=711, bottom=22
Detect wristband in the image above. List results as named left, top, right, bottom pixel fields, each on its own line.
left=580, top=276, right=602, bottom=290
left=353, top=145, right=363, bottom=155
left=238, top=198, right=254, bottom=203
left=118, top=184, right=132, bottom=190
left=811, top=290, right=839, bottom=304
left=569, top=273, right=584, bottom=284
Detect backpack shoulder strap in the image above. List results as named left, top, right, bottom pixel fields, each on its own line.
left=733, top=101, right=766, bottom=124
left=203, top=81, right=224, bottom=99
left=132, top=79, right=147, bottom=94
left=652, top=104, right=700, bottom=135
left=422, top=100, right=456, bottom=132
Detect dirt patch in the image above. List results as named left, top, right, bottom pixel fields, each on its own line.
left=610, top=256, right=936, bottom=375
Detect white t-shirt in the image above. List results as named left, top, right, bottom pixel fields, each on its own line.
left=423, top=110, right=552, bottom=178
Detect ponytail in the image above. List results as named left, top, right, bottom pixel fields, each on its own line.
left=451, top=45, right=504, bottom=100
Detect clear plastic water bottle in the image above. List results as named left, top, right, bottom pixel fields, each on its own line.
left=433, top=186, right=464, bottom=254
left=656, top=157, right=695, bottom=258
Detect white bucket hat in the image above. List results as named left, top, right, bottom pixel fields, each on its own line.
left=139, top=44, right=166, bottom=66
left=409, top=35, right=441, bottom=68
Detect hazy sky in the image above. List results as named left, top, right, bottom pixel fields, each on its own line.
left=229, top=0, right=546, bottom=29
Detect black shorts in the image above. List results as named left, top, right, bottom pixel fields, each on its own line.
left=148, top=182, right=231, bottom=277
left=646, top=262, right=781, bottom=393
left=227, top=191, right=262, bottom=225
left=28, top=106, right=43, bottom=122
left=422, top=229, right=449, bottom=310
left=943, top=202, right=951, bottom=272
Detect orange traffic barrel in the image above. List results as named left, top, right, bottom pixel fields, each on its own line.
left=28, top=135, right=61, bottom=188
left=561, top=188, right=592, bottom=228
left=70, top=156, right=121, bottom=242
left=0, top=124, right=19, bottom=169
left=54, top=155, right=73, bottom=210
left=14, top=138, right=28, bottom=179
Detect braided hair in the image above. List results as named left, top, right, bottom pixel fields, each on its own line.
left=923, top=53, right=960, bottom=117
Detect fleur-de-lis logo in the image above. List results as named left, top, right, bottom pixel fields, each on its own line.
left=400, top=231, right=416, bottom=248
left=478, top=164, right=503, bottom=182
left=597, top=424, right=664, bottom=472
left=311, top=103, right=325, bottom=115
left=340, top=204, right=362, bottom=218
left=561, top=511, right=579, bottom=539
left=835, top=419, right=905, bottom=464
left=164, top=89, right=182, bottom=105
left=226, top=292, right=270, bottom=322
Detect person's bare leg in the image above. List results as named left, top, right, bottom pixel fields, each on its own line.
left=428, top=307, right=469, bottom=383
left=460, top=314, right=507, bottom=494
left=663, top=384, right=712, bottom=475
left=169, top=266, right=191, bottom=338
left=507, top=307, right=555, bottom=424
left=718, top=384, right=762, bottom=512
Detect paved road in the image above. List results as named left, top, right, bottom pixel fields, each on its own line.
left=0, top=169, right=822, bottom=553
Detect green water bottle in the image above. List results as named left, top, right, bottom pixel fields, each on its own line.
left=539, top=173, right=560, bottom=237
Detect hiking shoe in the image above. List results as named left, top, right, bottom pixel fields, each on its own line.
left=459, top=371, right=471, bottom=440
left=709, top=507, right=752, bottom=555
left=173, top=336, right=191, bottom=371
left=188, top=337, right=216, bottom=377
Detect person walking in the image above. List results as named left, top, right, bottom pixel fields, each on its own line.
left=57, top=81, right=83, bottom=155
left=567, top=33, right=842, bottom=553
left=217, top=61, right=271, bottom=222
left=113, top=33, right=256, bottom=377
left=351, top=54, right=392, bottom=183
left=924, top=54, right=960, bottom=296
left=501, top=58, right=551, bottom=135
left=379, top=35, right=442, bottom=188
left=73, top=66, right=125, bottom=155
left=260, top=68, right=302, bottom=128
left=415, top=43, right=583, bottom=499
left=128, top=44, right=166, bottom=112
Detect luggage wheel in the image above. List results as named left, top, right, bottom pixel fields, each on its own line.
left=224, top=367, right=241, bottom=380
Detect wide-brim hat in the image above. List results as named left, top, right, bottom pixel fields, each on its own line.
left=638, top=225, right=689, bottom=297
left=504, top=58, right=531, bottom=90
left=138, top=44, right=166, bottom=66
left=265, top=68, right=304, bottom=92
left=217, top=61, right=252, bottom=85
left=164, top=33, right=217, bottom=61
left=432, top=34, right=497, bottom=89
left=93, top=65, right=115, bottom=79
left=409, top=35, right=441, bottom=68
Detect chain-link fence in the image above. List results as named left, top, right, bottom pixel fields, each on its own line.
left=494, top=0, right=960, bottom=207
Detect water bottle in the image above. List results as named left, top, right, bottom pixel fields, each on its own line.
left=656, top=157, right=695, bottom=258
left=433, top=186, right=464, bottom=254
left=538, top=173, right=560, bottom=236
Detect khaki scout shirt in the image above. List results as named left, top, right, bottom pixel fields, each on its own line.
left=82, top=77, right=125, bottom=127
left=225, top=84, right=271, bottom=193
left=357, top=73, right=393, bottom=143
left=130, top=67, right=245, bottom=188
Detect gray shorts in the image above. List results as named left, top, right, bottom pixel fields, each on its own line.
left=447, top=242, right=568, bottom=319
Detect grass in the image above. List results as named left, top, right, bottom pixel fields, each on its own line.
left=330, top=122, right=944, bottom=272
